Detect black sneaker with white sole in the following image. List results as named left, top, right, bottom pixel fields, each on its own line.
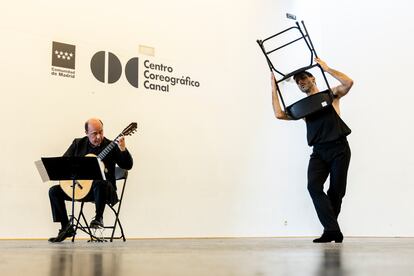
left=89, top=217, right=104, bottom=228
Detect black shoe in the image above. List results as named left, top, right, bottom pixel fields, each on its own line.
left=313, top=231, right=343, bottom=243
left=48, top=225, right=76, bottom=243
left=90, top=217, right=104, bottom=228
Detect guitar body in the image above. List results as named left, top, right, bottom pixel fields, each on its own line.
left=60, top=154, right=106, bottom=200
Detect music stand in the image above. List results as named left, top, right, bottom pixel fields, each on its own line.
left=36, top=157, right=104, bottom=230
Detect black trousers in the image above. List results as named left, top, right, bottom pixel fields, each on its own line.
left=49, top=180, right=117, bottom=225
left=307, top=137, right=351, bottom=232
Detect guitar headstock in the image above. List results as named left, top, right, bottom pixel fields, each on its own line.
left=121, top=122, right=138, bottom=136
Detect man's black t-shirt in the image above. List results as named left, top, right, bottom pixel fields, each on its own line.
left=305, top=105, right=351, bottom=146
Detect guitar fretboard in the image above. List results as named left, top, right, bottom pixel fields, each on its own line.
left=97, top=135, right=121, bottom=160
left=95, top=122, right=136, bottom=161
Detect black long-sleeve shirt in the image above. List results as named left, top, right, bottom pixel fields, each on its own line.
left=63, top=136, right=133, bottom=189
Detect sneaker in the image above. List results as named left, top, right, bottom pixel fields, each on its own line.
left=89, top=217, right=104, bottom=228
left=48, top=225, right=76, bottom=243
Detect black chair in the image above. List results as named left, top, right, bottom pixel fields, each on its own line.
left=257, top=20, right=335, bottom=119
left=72, top=166, right=129, bottom=242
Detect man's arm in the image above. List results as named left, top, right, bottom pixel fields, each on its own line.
left=62, top=139, right=77, bottom=157
left=115, top=136, right=133, bottom=170
left=315, top=58, right=353, bottom=98
left=271, top=73, right=291, bottom=120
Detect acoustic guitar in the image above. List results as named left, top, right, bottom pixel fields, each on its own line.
left=60, top=122, right=137, bottom=200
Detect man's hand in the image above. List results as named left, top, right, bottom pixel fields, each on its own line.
left=315, top=57, right=353, bottom=98
left=315, top=57, right=330, bottom=72
left=116, top=136, right=126, bottom=151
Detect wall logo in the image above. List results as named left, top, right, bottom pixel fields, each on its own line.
left=90, top=51, right=200, bottom=92
left=51, top=41, right=76, bottom=78
left=90, top=51, right=138, bottom=88
left=49, top=41, right=201, bottom=92
left=142, top=59, right=200, bottom=92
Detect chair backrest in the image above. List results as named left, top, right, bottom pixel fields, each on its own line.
left=112, top=166, right=128, bottom=207
left=110, top=166, right=129, bottom=241
left=115, top=166, right=128, bottom=181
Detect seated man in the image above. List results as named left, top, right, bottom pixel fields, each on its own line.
left=48, top=118, right=133, bottom=243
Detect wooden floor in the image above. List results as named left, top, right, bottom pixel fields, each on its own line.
left=1, top=238, right=414, bottom=275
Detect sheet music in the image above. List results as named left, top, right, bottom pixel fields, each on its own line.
left=34, top=159, right=50, bottom=182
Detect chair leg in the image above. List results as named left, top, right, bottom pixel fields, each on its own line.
left=110, top=216, right=125, bottom=242
left=72, top=201, right=84, bottom=242
left=106, top=204, right=126, bottom=242
left=80, top=210, right=94, bottom=241
left=117, top=218, right=126, bottom=242
left=110, top=219, right=117, bottom=242
left=113, top=176, right=127, bottom=242
left=72, top=201, right=99, bottom=242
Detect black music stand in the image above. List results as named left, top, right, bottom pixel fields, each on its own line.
left=37, top=157, right=104, bottom=234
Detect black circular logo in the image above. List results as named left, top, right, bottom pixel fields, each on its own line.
left=90, top=51, right=138, bottom=87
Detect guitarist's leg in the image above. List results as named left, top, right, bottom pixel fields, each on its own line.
left=49, top=185, right=71, bottom=228
left=48, top=185, right=75, bottom=242
left=89, top=180, right=109, bottom=227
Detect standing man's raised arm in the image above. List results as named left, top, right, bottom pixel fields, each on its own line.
left=315, top=58, right=354, bottom=98
left=271, top=73, right=291, bottom=120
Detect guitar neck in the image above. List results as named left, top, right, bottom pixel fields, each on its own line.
left=97, top=134, right=122, bottom=160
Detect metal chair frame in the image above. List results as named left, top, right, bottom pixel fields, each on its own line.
left=72, top=166, right=128, bottom=242
left=257, top=21, right=334, bottom=119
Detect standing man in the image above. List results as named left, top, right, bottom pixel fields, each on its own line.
left=48, top=118, right=133, bottom=242
left=271, top=58, right=353, bottom=243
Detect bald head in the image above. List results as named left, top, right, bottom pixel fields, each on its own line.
left=85, top=118, right=104, bottom=147
left=85, top=118, right=103, bottom=132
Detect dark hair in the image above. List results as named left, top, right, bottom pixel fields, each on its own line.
left=84, top=119, right=103, bottom=132
left=293, top=71, right=314, bottom=82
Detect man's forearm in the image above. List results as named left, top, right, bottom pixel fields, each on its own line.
left=316, top=58, right=353, bottom=97
left=325, top=67, right=353, bottom=88
left=271, top=74, right=290, bottom=120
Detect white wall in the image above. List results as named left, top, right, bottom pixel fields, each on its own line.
left=0, top=0, right=413, bottom=238
left=319, top=0, right=414, bottom=236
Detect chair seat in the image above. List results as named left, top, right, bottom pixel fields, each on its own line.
left=286, top=90, right=333, bottom=120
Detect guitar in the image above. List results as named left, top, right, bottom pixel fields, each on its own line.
left=60, top=122, right=137, bottom=200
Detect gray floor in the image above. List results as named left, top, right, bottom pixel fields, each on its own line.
left=1, top=238, right=414, bottom=276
